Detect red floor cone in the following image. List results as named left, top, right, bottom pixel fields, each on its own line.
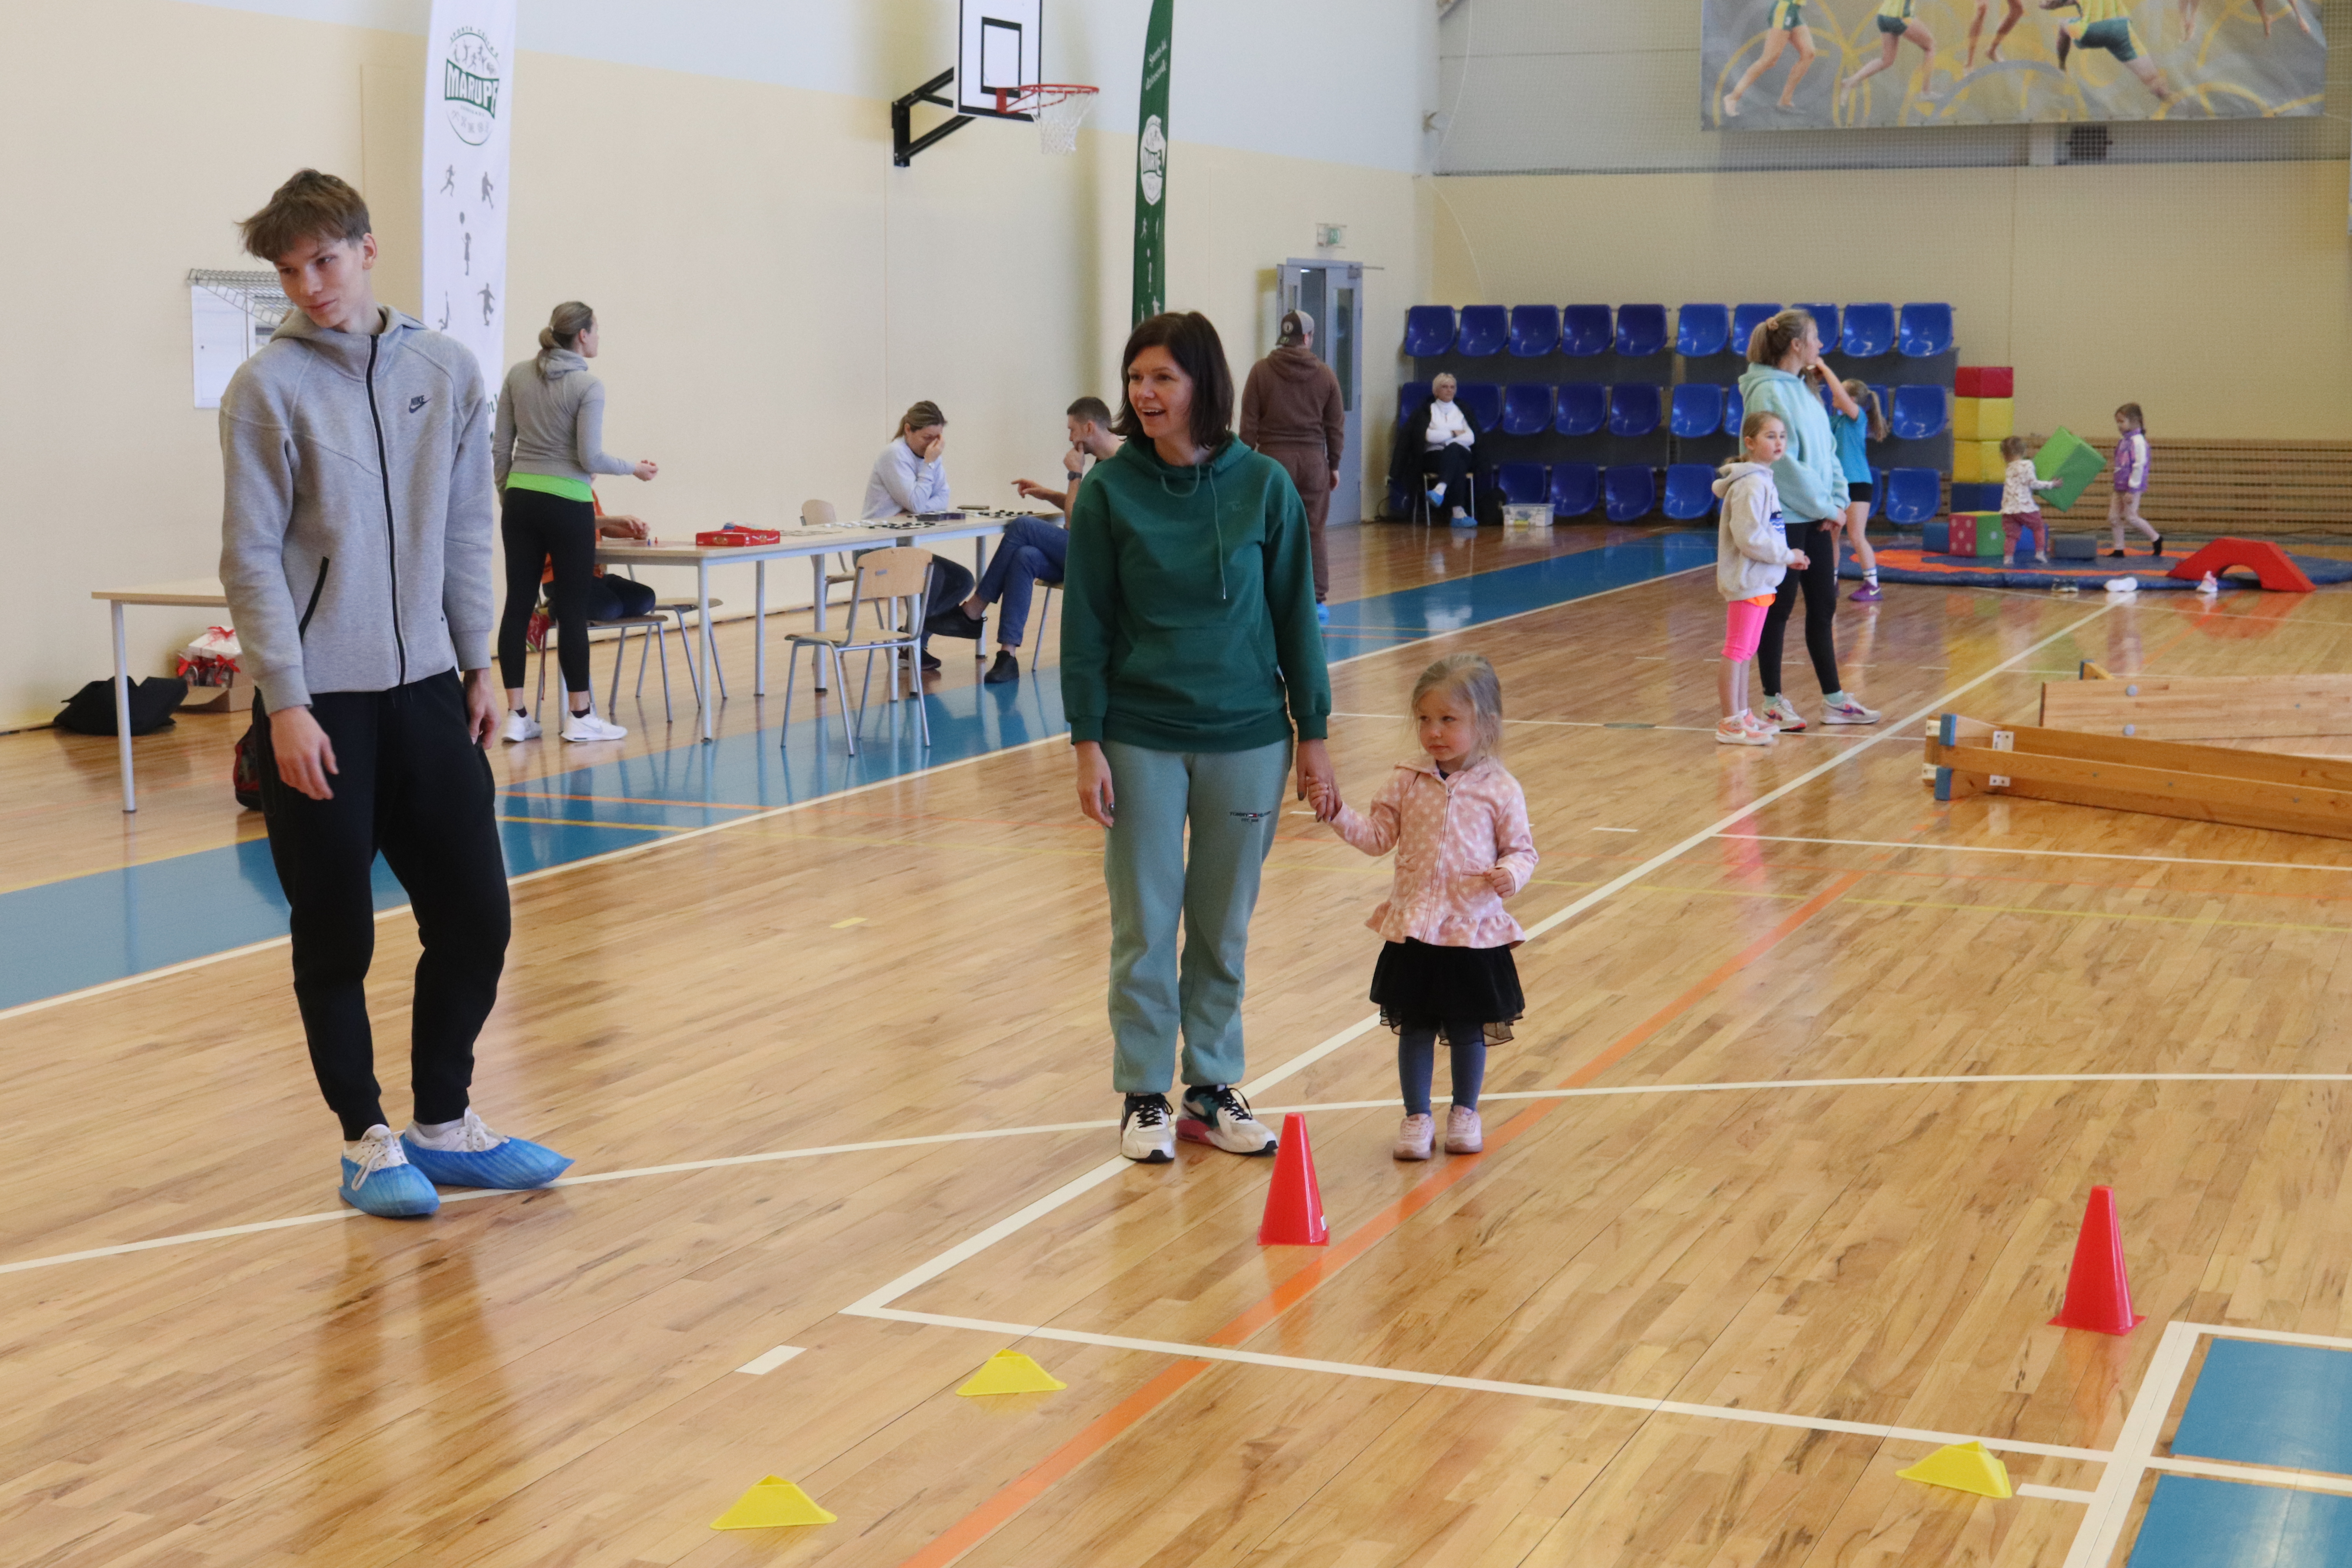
left=2048, top=1185, right=2146, bottom=1335
left=1258, top=1113, right=1329, bottom=1246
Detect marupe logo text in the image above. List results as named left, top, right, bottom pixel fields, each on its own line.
left=442, top=25, right=502, bottom=146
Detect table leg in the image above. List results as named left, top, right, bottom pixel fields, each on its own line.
left=698, top=561, right=715, bottom=744
left=755, top=559, right=768, bottom=696
left=112, top=601, right=136, bottom=813
left=974, top=537, right=989, bottom=660
left=810, top=556, right=828, bottom=692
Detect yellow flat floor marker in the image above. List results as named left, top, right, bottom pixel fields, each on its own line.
left=956, top=1349, right=1067, bottom=1396
left=831, top=916, right=867, bottom=928
left=711, top=1476, right=837, bottom=1530
left=1896, top=1441, right=2013, bottom=1499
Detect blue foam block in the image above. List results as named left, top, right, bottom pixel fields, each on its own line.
left=1922, top=522, right=1950, bottom=554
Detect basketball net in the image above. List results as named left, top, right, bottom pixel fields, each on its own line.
left=997, top=83, right=1099, bottom=155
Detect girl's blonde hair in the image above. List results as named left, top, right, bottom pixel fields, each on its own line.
left=2116, top=401, right=2145, bottom=431
left=1843, top=379, right=1890, bottom=442
left=2000, top=434, right=2030, bottom=461
left=1746, top=308, right=1817, bottom=367
left=535, top=300, right=593, bottom=380
left=1412, top=653, right=1504, bottom=765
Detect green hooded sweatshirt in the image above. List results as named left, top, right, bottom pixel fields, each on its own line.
left=1061, top=436, right=1330, bottom=752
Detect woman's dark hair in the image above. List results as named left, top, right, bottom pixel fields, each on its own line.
left=1112, top=311, right=1234, bottom=456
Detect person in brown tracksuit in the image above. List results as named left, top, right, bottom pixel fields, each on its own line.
left=1240, top=309, right=1345, bottom=613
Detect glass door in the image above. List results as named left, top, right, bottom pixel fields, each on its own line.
left=1278, top=259, right=1365, bottom=526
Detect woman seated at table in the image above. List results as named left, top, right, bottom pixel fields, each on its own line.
left=858, top=400, right=975, bottom=669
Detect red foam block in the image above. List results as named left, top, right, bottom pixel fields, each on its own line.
left=2168, top=537, right=2314, bottom=592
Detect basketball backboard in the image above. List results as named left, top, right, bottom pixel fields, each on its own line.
left=957, top=0, right=1043, bottom=118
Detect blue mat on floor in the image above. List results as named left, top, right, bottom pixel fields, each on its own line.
left=1839, top=546, right=2352, bottom=592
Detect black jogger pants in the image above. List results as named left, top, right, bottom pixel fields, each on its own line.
left=1758, top=517, right=1844, bottom=700
left=496, top=487, right=599, bottom=693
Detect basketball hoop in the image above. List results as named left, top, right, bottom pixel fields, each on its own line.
left=998, top=83, right=1098, bottom=155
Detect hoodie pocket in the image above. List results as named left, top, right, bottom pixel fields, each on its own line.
left=297, top=558, right=331, bottom=639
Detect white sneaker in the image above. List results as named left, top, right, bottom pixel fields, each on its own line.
left=1445, top=1105, right=1485, bottom=1154
left=501, top=711, right=541, bottom=743
left=561, top=710, right=627, bottom=743
left=1716, top=715, right=1773, bottom=747
left=1120, top=1094, right=1176, bottom=1163
left=1178, top=1084, right=1279, bottom=1156
left=1394, top=1112, right=1435, bottom=1161
left=1759, top=695, right=1808, bottom=732
left=1822, top=696, right=1882, bottom=725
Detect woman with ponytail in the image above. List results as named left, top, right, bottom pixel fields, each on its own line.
left=492, top=301, right=658, bottom=744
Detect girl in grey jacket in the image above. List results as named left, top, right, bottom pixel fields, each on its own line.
left=1713, top=411, right=1806, bottom=746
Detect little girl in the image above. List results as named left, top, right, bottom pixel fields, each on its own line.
left=1319, top=653, right=1537, bottom=1161
left=2000, top=434, right=2060, bottom=566
left=1830, top=379, right=1889, bottom=602
left=1712, top=411, right=1807, bottom=747
left=2107, top=402, right=2161, bottom=558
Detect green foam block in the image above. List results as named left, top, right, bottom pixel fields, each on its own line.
left=2035, top=427, right=2107, bottom=514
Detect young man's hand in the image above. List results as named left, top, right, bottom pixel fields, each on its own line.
left=270, top=706, right=338, bottom=800
left=464, top=669, right=501, bottom=749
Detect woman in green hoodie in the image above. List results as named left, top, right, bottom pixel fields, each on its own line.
left=1736, top=310, right=1881, bottom=732
left=1062, top=311, right=1337, bottom=1166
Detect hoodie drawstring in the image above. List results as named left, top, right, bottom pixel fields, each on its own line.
left=1159, top=456, right=1229, bottom=601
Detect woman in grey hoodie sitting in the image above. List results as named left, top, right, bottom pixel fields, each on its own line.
left=492, top=301, right=658, bottom=744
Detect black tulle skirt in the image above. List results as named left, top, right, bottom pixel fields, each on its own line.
left=1368, top=939, right=1523, bottom=1044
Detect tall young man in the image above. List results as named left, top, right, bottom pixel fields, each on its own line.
left=953, top=396, right=1119, bottom=685
left=220, top=170, right=570, bottom=1218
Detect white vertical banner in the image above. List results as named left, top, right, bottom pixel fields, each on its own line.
left=421, top=0, right=515, bottom=404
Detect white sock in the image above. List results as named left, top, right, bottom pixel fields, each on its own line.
left=1824, top=691, right=1851, bottom=708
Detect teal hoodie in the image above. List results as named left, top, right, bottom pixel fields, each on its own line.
left=1736, top=365, right=1850, bottom=524
left=1060, top=436, right=1330, bottom=752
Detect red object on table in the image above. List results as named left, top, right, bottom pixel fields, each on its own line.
left=695, top=525, right=783, bottom=547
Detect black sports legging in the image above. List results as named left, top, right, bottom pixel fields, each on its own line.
left=1759, top=518, right=1844, bottom=699
left=496, top=486, right=597, bottom=694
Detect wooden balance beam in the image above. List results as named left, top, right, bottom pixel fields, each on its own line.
left=1926, top=714, right=2352, bottom=840
left=2040, top=667, right=2352, bottom=742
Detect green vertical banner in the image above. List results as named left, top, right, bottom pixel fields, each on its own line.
left=1132, top=0, right=1172, bottom=324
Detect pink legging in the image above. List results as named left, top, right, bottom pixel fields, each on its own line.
left=1724, top=598, right=1771, bottom=660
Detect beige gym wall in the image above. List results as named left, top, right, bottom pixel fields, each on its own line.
left=1, top=0, right=1425, bottom=732
left=1428, top=162, right=2352, bottom=443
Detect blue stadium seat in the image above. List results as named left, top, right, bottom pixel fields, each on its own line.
left=1403, top=306, right=1457, bottom=359
left=1889, top=384, right=1951, bottom=440
left=1604, top=465, right=1658, bottom=523
left=1554, top=383, right=1607, bottom=437
left=1494, top=463, right=1550, bottom=506
left=1670, top=384, right=1726, bottom=440
left=1608, top=384, right=1662, bottom=439
left=1560, top=305, right=1613, bottom=358
left=1615, top=305, right=1669, bottom=358
left=1500, top=383, right=1555, bottom=436
left=1507, top=305, right=1560, bottom=358
left=1898, top=302, right=1954, bottom=358
left=1732, top=304, right=1783, bottom=353
left=1677, top=305, right=1731, bottom=359
left=1455, top=305, right=1508, bottom=358
left=1842, top=303, right=1895, bottom=358
left=1455, top=381, right=1503, bottom=432
left=1550, top=463, right=1601, bottom=518
left=1883, top=467, right=1944, bottom=524
left=1398, top=380, right=1432, bottom=426
left=1662, top=465, right=1719, bottom=521
left=1723, top=386, right=1744, bottom=436
left=1795, top=303, right=1840, bottom=345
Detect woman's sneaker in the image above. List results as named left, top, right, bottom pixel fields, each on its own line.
left=1716, top=715, right=1773, bottom=747
left=1120, top=1093, right=1175, bottom=1163
left=1849, top=583, right=1883, bottom=603
left=1444, top=1105, right=1485, bottom=1154
left=502, top=711, right=541, bottom=743
left=1760, top=695, right=1808, bottom=732
left=1394, top=1113, right=1435, bottom=1161
left=1178, top=1085, right=1279, bottom=1156
left=1822, top=696, right=1882, bottom=725
left=561, top=710, right=627, bottom=743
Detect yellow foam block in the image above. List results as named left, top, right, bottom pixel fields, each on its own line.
left=1975, top=397, right=2014, bottom=439
left=1896, top=1442, right=2014, bottom=1500
left=711, top=1477, right=838, bottom=1530
left=1954, top=396, right=1982, bottom=441
left=1953, top=443, right=1984, bottom=484
left=956, top=1349, right=1068, bottom=1396
left=1977, top=439, right=2006, bottom=478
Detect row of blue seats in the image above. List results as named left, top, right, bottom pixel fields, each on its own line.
left=1412, top=463, right=1945, bottom=525
left=1405, top=380, right=1959, bottom=442
left=1405, top=302, right=1955, bottom=362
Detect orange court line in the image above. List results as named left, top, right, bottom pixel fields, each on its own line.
left=888, top=867, right=1866, bottom=1567
left=501, top=789, right=769, bottom=811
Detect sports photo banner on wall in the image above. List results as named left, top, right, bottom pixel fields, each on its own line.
left=1702, top=0, right=2325, bottom=128
left=422, top=0, right=516, bottom=403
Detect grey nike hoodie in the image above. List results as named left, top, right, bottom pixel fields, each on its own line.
left=219, top=305, right=494, bottom=713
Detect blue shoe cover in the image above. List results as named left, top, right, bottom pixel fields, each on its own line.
left=1316, top=602, right=1332, bottom=627
left=339, top=1156, right=440, bottom=1218
left=400, top=1133, right=573, bottom=1191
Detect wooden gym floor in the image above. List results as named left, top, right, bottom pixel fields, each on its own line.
left=8, top=523, right=2352, bottom=1567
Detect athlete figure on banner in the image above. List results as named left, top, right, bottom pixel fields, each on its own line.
left=2042, top=0, right=2176, bottom=103
left=1840, top=0, right=1942, bottom=110
left=1720, top=0, right=1821, bottom=120
left=1966, top=0, right=2026, bottom=67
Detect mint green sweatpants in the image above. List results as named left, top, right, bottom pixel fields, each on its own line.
left=1101, top=737, right=1293, bottom=1094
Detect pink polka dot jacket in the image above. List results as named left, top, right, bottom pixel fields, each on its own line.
left=1331, top=757, right=1538, bottom=949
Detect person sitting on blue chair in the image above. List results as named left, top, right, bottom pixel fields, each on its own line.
left=948, top=397, right=1118, bottom=685
left=1417, top=372, right=1478, bottom=524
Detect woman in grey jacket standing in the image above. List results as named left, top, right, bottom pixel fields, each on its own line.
left=492, top=301, right=657, bottom=744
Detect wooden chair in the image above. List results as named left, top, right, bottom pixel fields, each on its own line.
left=781, top=547, right=935, bottom=754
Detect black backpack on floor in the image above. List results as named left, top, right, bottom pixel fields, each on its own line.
left=55, top=677, right=186, bottom=736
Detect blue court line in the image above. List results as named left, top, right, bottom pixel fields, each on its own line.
left=2127, top=1475, right=2352, bottom=1568
left=2174, top=1341, right=2352, bottom=1476
left=0, top=533, right=1710, bottom=1012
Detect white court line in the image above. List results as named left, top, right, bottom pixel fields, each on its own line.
left=2145, top=1455, right=2352, bottom=1499
left=2065, top=1321, right=2203, bottom=1568
left=848, top=1306, right=2112, bottom=1463
left=735, top=1344, right=805, bottom=1376
left=1722, top=833, right=2352, bottom=876
left=2022, top=1484, right=2101, bottom=1505
left=1591, top=827, right=1639, bottom=833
